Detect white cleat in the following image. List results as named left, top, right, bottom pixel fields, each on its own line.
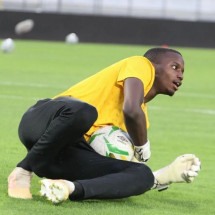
left=40, top=179, right=70, bottom=204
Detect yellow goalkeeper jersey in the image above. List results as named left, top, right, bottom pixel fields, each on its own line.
left=54, top=56, right=155, bottom=139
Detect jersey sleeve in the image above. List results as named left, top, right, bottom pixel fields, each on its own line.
left=117, top=56, right=154, bottom=90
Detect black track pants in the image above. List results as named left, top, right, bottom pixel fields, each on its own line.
left=17, top=97, right=154, bottom=200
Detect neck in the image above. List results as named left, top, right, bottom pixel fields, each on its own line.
left=144, top=87, right=158, bottom=103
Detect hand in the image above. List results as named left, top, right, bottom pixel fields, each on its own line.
left=181, top=155, right=201, bottom=183
left=169, top=154, right=201, bottom=183
left=134, top=140, right=151, bottom=162
left=154, top=154, right=201, bottom=185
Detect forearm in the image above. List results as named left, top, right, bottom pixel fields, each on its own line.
left=123, top=77, right=151, bottom=162
left=124, top=108, right=148, bottom=146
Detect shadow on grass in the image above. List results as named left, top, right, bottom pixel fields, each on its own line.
left=31, top=189, right=200, bottom=211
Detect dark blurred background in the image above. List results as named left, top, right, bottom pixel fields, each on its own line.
left=0, top=0, right=215, bottom=48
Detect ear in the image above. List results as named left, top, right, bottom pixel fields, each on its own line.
left=153, top=63, right=162, bottom=76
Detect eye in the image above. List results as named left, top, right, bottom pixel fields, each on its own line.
left=172, top=65, right=176, bottom=70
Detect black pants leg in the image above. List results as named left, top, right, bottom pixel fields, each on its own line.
left=66, top=146, right=154, bottom=200
left=17, top=96, right=98, bottom=177
left=77, top=162, right=154, bottom=200
left=17, top=96, right=154, bottom=200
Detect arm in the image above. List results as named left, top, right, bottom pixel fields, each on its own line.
left=123, top=77, right=147, bottom=146
left=123, top=77, right=151, bottom=162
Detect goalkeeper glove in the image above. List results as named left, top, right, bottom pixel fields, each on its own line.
left=153, top=154, right=201, bottom=185
left=134, top=140, right=151, bottom=162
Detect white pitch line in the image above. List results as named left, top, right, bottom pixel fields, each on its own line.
left=0, top=94, right=214, bottom=116
left=0, top=81, right=215, bottom=115
left=0, top=81, right=66, bottom=90
left=187, top=108, right=215, bottom=115
left=177, top=92, right=215, bottom=99
left=1, top=81, right=215, bottom=99
left=0, top=94, right=40, bottom=101
left=150, top=106, right=215, bottom=115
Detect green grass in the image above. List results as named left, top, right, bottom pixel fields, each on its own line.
left=0, top=40, right=215, bottom=215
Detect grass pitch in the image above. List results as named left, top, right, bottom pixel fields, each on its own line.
left=0, top=40, right=215, bottom=215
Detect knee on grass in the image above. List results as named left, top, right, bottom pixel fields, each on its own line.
left=132, top=164, right=155, bottom=194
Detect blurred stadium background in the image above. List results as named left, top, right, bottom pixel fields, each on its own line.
left=1, top=0, right=215, bottom=21
left=0, top=0, right=215, bottom=47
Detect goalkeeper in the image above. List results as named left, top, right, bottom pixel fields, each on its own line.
left=8, top=47, right=201, bottom=203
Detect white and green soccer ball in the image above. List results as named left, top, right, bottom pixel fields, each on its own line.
left=89, top=125, right=135, bottom=161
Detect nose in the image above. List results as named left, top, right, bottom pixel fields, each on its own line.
left=178, top=70, right=183, bottom=81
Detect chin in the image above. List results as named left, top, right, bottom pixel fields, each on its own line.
left=168, top=91, right=175, bottom=96
left=162, top=90, right=175, bottom=96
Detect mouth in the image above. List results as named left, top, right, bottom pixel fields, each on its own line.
left=173, top=81, right=181, bottom=90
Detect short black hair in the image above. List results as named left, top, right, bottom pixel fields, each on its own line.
left=144, top=47, right=182, bottom=63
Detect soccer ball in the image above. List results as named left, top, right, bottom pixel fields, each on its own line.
left=89, top=125, right=135, bottom=161
left=1, top=38, right=15, bottom=53
left=65, top=33, right=79, bottom=44
left=15, top=19, right=34, bottom=35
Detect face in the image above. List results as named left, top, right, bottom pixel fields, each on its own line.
left=154, top=52, right=184, bottom=96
